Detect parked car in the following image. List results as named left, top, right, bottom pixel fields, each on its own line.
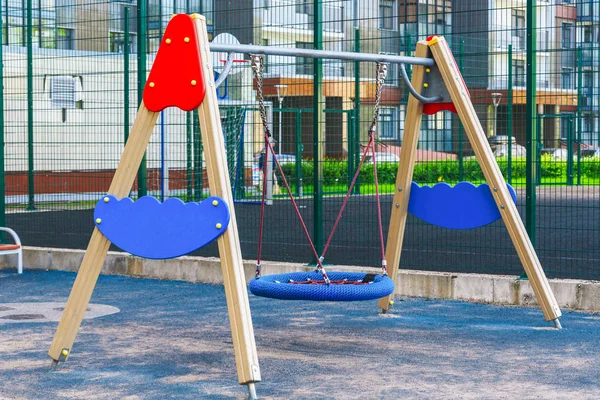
left=541, top=148, right=570, bottom=160
left=580, top=148, right=600, bottom=159
left=493, top=144, right=527, bottom=158
left=489, top=135, right=526, bottom=158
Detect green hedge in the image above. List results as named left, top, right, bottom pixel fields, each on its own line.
left=279, top=157, right=600, bottom=185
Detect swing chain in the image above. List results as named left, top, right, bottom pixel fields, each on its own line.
left=368, top=63, right=388, bottom=138
left=251, top=55, right=271, bottom=138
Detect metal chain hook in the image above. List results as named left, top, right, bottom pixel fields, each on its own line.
left=369, top=62, right=388, bottom=138
left=250, top=55, right=271, bottom=137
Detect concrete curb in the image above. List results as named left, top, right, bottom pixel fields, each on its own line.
left=2, top=246, right=599, bottom=312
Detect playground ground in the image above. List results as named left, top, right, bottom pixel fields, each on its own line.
left=1, top=270, right=599, bottom=399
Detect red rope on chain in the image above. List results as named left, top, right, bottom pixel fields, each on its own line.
left=371, top=141, right=387, bottom=274
left=263, top=136, right=329, bottom=282
left=320, top=134, right=375, bottom=261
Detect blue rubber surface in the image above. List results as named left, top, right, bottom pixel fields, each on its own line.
left=94, top=195, right=230, bottom=259
left=2, top=270, right=600, bottom=400
left=408, top=182, right=518, bottom=230
left=249, top=271, right=394, bottom=301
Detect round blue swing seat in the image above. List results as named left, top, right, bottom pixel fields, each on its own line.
left=249, top=271, right=394, bottom=301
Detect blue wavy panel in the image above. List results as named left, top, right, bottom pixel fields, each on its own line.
left=94, top=195, right=230, bottom=259
left=408, top=182, right=517, bottom=230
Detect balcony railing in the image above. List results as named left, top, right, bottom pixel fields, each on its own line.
left=262, top=0, right=344, bottom=34
left=493, top=30, right=548, bottom=52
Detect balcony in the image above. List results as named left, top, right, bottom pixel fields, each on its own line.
left=581, top=43, right=598, bottom=67
left=262, top=0, right=344, bottom=34
left=581, top=88, right=599, bottom=111
left=577, top=2, right=600, bottom=22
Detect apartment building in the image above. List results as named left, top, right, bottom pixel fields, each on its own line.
left=1, top=0, right=212, bottom=53
left=578, top=0, right=600, bottom=147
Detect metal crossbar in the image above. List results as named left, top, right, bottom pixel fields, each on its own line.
left=210, top=43, right=438, bottom=101
left=209, top=44, right=436, bottom=66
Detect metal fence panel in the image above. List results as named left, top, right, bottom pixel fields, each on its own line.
left=1, top=0, right=599, bottom=280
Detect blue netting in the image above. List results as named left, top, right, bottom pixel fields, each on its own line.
left=249, top=271, right=394, bottom=301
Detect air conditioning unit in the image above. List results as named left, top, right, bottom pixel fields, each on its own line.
left=48, top=76, right=83, bottom=122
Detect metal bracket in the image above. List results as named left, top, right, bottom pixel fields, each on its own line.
left=400, top=63, right=443, bottom=104
left=214, top=52, right=235, bottom=89
left=420, top=57, right=452, bottom=104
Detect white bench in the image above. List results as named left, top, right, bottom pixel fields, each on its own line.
left=0, top=227, right=22, bottom=274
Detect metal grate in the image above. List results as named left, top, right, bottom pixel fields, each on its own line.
left=50, top=77, right=77, bottom=109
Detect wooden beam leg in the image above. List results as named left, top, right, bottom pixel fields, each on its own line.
left=428, top=36, right=561, bottom=323
left=48, top=104, right=159, bottom=361
left=195, top=16, right=261, bottom=386
left=377, top=41, right=429, bottom=312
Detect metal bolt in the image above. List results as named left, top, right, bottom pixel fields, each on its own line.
left=493, top=187, right=498, bottom=192
left=398, top=187, right=403, bottom=192
left=395, top=203, right=400, bottom=208
left=500, top=205, right=505, bottom=209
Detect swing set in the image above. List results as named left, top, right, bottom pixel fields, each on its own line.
left=47, top=14, right=562, bottom=400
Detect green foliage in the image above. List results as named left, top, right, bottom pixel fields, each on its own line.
left=278, top=157, right=600, bottom=186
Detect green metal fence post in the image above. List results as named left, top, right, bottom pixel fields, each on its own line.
left=185, top=0, right=192, bottom=202
left=0, top=10, right=6, bottom=229
left=124, top=7, right=130, bottom=144
left=26, top=0, right=35, bottom=210
left=353, top=26, right=360, bottom=194
left=295, top=110, right=302, bottom=197
left=186, top=112, right=193, bottom=201
left=137, top=0, right=148, bottom=197
left=347, top=108, right=354, bottom=190
left=525, top=0, right=537, bottom=249
left=576, top=46, right=582, bottom=185
left=313, top=0, right=324, bottom=258
left=458, top=40, right=464, bottom=181
left=193, top=113, right=203, bottom=201
left=507, top=45, right=513, bottom=184
left=567, top=116, right=574, bottom=186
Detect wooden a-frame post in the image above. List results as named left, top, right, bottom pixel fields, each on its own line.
left=379, top=37, right=562, bottom=326
left=48, top=14, right=261, bottom=395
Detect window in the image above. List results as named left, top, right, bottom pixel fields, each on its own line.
left=379, top=107, right=398, bottom=140
left=511, top=9, right=525, bottom=49
left=583, top=26, right=592, bottom=42
left=561, top=68, right=573, bottom=89
left=33, top=24, right=56, bottom=49
left=562, top=23, right=573, bottom=49
left=1, top=17, right=6, bottom=46
left=296, top=0, right=312, bottom=15
left=513, top=59, right=525, bottom=87
left=109, top=31, right=137, bottom=53
left=379, top=0, right=396, bottom=31
left=583, top=71, right=593, bottom=89
left=57, top=27, right=74, bottom=50
left=296, top=41, right=313, bottom=75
